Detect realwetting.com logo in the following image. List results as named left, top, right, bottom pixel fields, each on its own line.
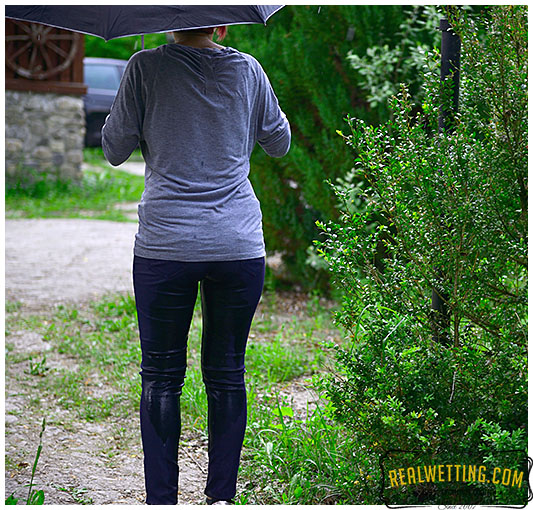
left=388, top=464, right=524, bottom=489
left=379, top=450, right=531, bottom=506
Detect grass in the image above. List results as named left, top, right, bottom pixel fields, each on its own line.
left=4, top=290, right=366, bottom=504
left=238, top=400, right=364, bottom=504
left=6, top=292, right=333, bottom=427
left=84, top=147, right=144, bottom=164
left=5, top=148, right=144, bottom=221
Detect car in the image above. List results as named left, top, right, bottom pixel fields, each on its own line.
left=83, top=57, right=128, bottom=147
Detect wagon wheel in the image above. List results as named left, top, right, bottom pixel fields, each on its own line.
left=6, top=20, right=80, bottom=80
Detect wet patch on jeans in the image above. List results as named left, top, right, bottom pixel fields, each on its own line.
left=142, top=379, right=181, bottom=444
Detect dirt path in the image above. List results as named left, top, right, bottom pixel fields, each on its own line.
left=4, top=218, right=322, bottom=505
left=5, top=218, right=138, bottom=310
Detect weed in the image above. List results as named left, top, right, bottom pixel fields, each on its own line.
left=5, top=494, right=18, bottom=505
left=5, top=350, right=30, bottom=365
left=5, top=455, right=22, bottom=471
left=246, top=330, right=312, bottom=384
left=239, top=393, right=361, bottom=504
left=6, top=301, right=22, bottom=314
left=27, top=356, right=50, bottom=377
left=6, top=418, right=47, bottom=505
left=51, top=485, right=94, bottom=505
left=180, top=366, right=208, bottom=432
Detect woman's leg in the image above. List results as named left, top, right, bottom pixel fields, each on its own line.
left=200, top=257, right=265, bottom=502
left=133, top=255, right=203, bottom=505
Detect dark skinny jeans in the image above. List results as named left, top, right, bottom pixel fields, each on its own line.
left=133, top=255, right=265, bottom=505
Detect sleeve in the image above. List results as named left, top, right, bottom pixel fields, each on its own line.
left=255, top=63, right=291, bottom=158
left=101, top=53, right=145, bottom=166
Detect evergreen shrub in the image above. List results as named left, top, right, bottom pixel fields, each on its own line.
left=315, top=6, right=527, bottom=504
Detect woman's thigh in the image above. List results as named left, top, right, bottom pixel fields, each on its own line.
left=133, top=256, right=203, bottom=382
left=200, top=257, right=265, bottom=389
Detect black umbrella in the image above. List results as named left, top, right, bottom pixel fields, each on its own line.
left=5, top=5, right=284, bottom=41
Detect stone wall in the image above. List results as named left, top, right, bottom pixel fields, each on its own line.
left=5, top=90, right=85, bottom=180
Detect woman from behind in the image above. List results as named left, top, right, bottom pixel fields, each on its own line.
left=102, top=26, right=290, bottom=505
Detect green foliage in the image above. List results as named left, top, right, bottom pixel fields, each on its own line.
left=6, top=289, right=342, bottom=504
left=25, top=490, right=45, bottom=505
left=6, top=301, right=23, bottom=314
left=27, top=356, right=50, bottom=377
left=347, top=5, right=441, bottom=116
left=240, top=394, right=365, bottom=504
left=315, top=6, right=527, bottom=505
left=27, top=418, right=46, bottom=505
left=51, top=485, right=93, bottom=505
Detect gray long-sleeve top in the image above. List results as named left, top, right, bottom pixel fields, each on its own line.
left=102, top=43, right=290, bottom=261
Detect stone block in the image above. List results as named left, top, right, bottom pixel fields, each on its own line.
left=6, top=163, right=18, bottom=177
left=48, top=115, right=69, bottom=128
left=5, top=91, right=25, bottom=109
left=5, top=138, right=23, bottom=154
left=32, top=122, right=49, bottom=138
left=27, top=93, right=56, bottom=113
left=56, top=96, right=83, bottom=112
left=33, top=146, right=53, bottom=161
left=60, top=164, right=82, bottom=180
left=50, top=140, right=65, bottom=153
left=65, top=150, right=83, bottom=165
left=52, top=153, right=65, bottom=166
left=64, top=133, right=84, bottom=150
left=68, top=110, right=86, bottom=124
left=6, top=90, right=85, bottom=179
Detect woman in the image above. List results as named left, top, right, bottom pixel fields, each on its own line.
left=102, top=26, right=290, bottom=505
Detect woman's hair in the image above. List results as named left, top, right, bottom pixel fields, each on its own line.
left=214, top=26, right=227, bottom=41
left=173, top=26, right=227, bottom=42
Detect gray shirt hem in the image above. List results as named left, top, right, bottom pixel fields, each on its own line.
left=133, top=245, right=266, bottom=262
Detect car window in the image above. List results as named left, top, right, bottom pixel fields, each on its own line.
left=85, top=64, right=121, bottom=91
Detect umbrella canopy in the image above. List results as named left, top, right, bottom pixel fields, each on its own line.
left=5, top=5, right=284, bottom=41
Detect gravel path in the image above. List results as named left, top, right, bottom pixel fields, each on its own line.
left=5, top=219, right=138, bottom=311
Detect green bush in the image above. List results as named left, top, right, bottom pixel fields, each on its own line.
left=346, top=5, right=441, bottom=118
left=316, top=6, right=527, bottom=505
